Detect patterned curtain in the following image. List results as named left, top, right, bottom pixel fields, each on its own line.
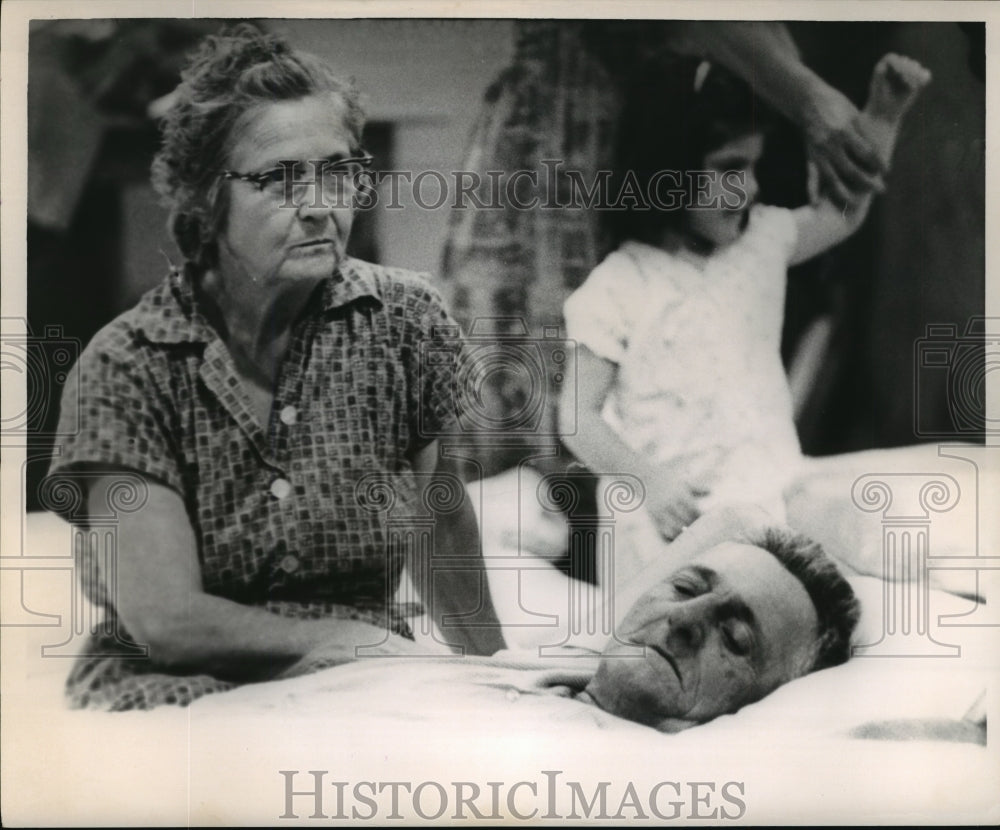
left=439, top=21, right=683, bottom=477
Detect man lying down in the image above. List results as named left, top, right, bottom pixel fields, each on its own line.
left=227, top=506, right=862, bottom=733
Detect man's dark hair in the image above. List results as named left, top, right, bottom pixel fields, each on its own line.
left=751, top=527, right=861, bottom=672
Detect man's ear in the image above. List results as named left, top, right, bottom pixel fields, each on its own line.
left=654, top=716, right=699, bottom=734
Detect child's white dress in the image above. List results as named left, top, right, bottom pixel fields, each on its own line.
left=563, top=204, right=804, bottom=584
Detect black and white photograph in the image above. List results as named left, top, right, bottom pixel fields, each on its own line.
left=1, top=1, right=997, bottom=824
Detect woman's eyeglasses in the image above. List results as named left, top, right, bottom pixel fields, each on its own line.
left=220, top=154, right=374, bottom=204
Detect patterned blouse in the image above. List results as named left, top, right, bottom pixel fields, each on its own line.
left=46, top=258, right=463, bottom=709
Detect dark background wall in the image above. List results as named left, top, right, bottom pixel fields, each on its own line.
left=784, top=21, right=985, bottom=453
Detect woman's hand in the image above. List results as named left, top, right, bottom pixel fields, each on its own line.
left=802, top=82, right=886, bottom=205
left=277, top=625, right=431, bottom=679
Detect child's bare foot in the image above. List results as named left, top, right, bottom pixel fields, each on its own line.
left=865, top=53, right=932, bottom=123
left=858, top=53, right=931, bottom=166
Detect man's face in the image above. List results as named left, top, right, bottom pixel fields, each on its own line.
left=585, top=542, right=818, bottom=731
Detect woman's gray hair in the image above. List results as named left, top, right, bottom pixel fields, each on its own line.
left=151, top=23, right=365, bottom=269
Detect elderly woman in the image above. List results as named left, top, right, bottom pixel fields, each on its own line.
left=47, top=24, right=502, bottom=710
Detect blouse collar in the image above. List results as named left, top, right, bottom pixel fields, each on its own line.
left=136, top=257, right=381, bottom=344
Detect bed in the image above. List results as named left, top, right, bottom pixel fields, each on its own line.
left=2, top=444, right=998, bottom=825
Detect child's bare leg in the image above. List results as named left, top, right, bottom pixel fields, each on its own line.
left=859, top=53, right=932, bottom=166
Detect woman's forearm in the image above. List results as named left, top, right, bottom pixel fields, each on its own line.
left=99, top=476, right=418, bottom=683
left=142, top=592, right=403, bottom=681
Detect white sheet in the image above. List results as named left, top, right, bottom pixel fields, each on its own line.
left=3, top=446, right=998, bottom=825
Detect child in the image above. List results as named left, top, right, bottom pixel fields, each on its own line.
left=561, top=52, right=930, bottom=583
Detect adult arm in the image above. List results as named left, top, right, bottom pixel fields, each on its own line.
left=93, top=474, right=420, bottom=682
left=789, top=53, right=930, bottom=265
left=682, top=21, right=886, bottom=203
left=406, top=439, right=505, bottom=656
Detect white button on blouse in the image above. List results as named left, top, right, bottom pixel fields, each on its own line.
left=270, top=478, right=292, bottom=500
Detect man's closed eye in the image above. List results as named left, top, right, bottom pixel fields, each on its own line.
left=721, top=621, right=754, bottom=657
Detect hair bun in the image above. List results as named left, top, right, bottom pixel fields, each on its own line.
left=188, top=22, right=288, bottom=80
left=227, top=22, right=289, bottom=60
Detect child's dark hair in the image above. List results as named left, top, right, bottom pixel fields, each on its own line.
left=608, top=52, right=774, bottom=247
